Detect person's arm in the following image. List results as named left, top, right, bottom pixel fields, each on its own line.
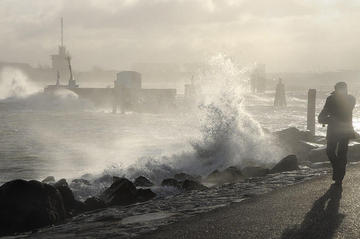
left=318, top=97, right=331, bottom=124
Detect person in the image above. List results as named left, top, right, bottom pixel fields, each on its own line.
left=318, top=82, right=356, bottom=186
left=274, top=78, right=286, bottom=107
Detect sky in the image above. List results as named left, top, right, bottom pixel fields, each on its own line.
left=1, top=0, right=360, bottom=72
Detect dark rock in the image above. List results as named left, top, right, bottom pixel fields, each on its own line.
left=206, top=166, right=243, bottom=184
left=71, top=178, right=91, bottom=186
left=99, top=178, right=138, bottom=206
left=136, top=188, right=156, bottom=202
left=309, top=143, right=360, bottom=163
left=112, top=176, right=122, bottom=182
left=54, top=179, right=85, bottom=214
left=270, top=155, right=299, bottom=173
left=54, top=178, right=68, bottom=187
left=182, top=180, right=208, bottom=191
left=242, top=166, right=269, bottom=178
left=275, top=127, right=319, bottom=161
left=84, top=197, right=106, bottom=211
left=94, top=174, right=113, bottom=184
left=0, top=179, right=66, bottom=236
left=134, top=176, right=154, bottom=187
left=308, top=147, right=328, bottom=163
left=310, top=161, right=332, bottom=169
left=161, top=178, right=182, bottom=188
left=174, top=173, right=200, bottom=182
left=41, top=176, right=55, bottom=184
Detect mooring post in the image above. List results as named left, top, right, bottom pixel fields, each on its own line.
left=307, top=89, right=316, bottom=136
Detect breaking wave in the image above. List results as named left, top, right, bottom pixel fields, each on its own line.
left=0, top=67, right=93, bottom=111
left=0, top=67, right=40, bottom=100
left=100, top=55, right=285, bottom=182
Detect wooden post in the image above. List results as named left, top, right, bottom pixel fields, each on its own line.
left=307, top=89, right=316, bottom=136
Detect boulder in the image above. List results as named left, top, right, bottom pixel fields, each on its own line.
left=174, top=173, right=200, bottom=182
left=71, top=178, right=91, bottom=186
left=136, top=189, right=157, bottom=202
left=0, top=180, right=66, bottom=236
left=161, top=178, right=182, bottom=189
left=275, top=127, right=318, bottom=161
left=242, top=166, right=269, bottom=178
left=134, top=176, right=154, bottom=187
left=308, top=147, right=328, bottom=163
left=99, top=178, right=138, bottom=206
left=41, top=176, right=55, bottom=184
left=206, top=166, right=243, bottom=184
left=84, top=197, right=106, bottom=211
left=270, top=155, right=299, bottom=173
left=54, top=179, right=85, bottom=214
left=54, top=178, right=68, bottom=187
left=182, top=180, right=208, bottom=191
left=94, top=174, right=113, bottom=184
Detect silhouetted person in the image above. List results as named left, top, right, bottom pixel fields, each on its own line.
left=274, top=78, right=286, bottom=107
left=318, top=82, right=356, bottom=185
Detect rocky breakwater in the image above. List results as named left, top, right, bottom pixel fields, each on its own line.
left=0, top=176, right=157, bottom=236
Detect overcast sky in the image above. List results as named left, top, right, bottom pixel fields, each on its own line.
left=1, top=0, right=360, bottom=72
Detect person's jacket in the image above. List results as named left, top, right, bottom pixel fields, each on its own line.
left=318, top=92, right=356, bottom=139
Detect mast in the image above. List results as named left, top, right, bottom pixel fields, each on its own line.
left=61, top=17, right=64, bottom=47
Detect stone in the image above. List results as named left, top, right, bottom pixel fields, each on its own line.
left=84, top=197, right=106, bottom=211
left=270, top=155, right=299, bottom=174
left=174, top=173, right=200, bottom=182
left=0, top=179, right=66, bottom=236
left=275, top=127, right=318, bottom=161
left=54, top=179, right=85, bottom=214
left=99, top=178, right=138, bottom=206
left=182, top=180, right=208, bottom=191
left=161, top=178, right=182, bottom=188
left=41, top=176, right=55, bottom=184
left=134, top=176, right=154, bottom=187
left=94, top=174, right=113, bottom=184
left=242, top=166, right=269, bottom=178
left=136, top=189, right=157, bottom=202
left=206, top=166, right=244, bottom=184
left=71, top=178, right=91, bottom=185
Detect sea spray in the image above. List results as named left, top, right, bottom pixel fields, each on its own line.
left=0, top=67, right=40, bottom=99
left=189, top=54, right=284, bottom=171
left=101, top=55, right=285, bottom=182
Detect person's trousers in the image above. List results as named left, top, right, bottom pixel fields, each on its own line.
left=326, top=137, right=349, bottom=182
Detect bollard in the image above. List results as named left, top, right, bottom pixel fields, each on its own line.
left=307, top=89, right=316, bottom=136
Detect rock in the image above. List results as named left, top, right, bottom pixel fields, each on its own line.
left=0, top=179, right=66, bottom=236
left=174, top=173, right=200, bottom=182
left=134, top=176, right=154, bottom=187
left=242, top=166, right=269, bottom=178
left=310, top=161, right=332, bottom=169
left=94, top=174, right=113, bottom=184
left=84, top=197, right=106, bottom=211
left=136, top=189, right=156, bottom=202
left=41, top=176, right=55, bottom=184
left=161, top=178, right=182, bottom=188
left=182, top=180, right=208, bottom=191
left=275, top=127, right=319, bottom=161
left=308, top=147, right=328, bottom=163
left=206, top=166, right=243, bottom=184
left=270, top=155, right=299, bottom=173
left=71, top=179, right=91, bottom=186
left=54, top=178, right=68, bottom=187
left=100, top=178, right=138, bottom=206
left=54, top=179, right=85, bottom=214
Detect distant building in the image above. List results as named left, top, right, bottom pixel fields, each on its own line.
left=113, top=71, right=177, bottom=113
left=250, top=64, right=266, bottom=93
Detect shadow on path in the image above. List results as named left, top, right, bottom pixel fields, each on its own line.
left=280, top=184, right=345, bottom=239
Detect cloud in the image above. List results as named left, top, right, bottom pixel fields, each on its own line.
left=1, top=0, right=360, bottom=72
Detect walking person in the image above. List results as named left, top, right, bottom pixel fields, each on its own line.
left=318, top=82, right=356, bottom=186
